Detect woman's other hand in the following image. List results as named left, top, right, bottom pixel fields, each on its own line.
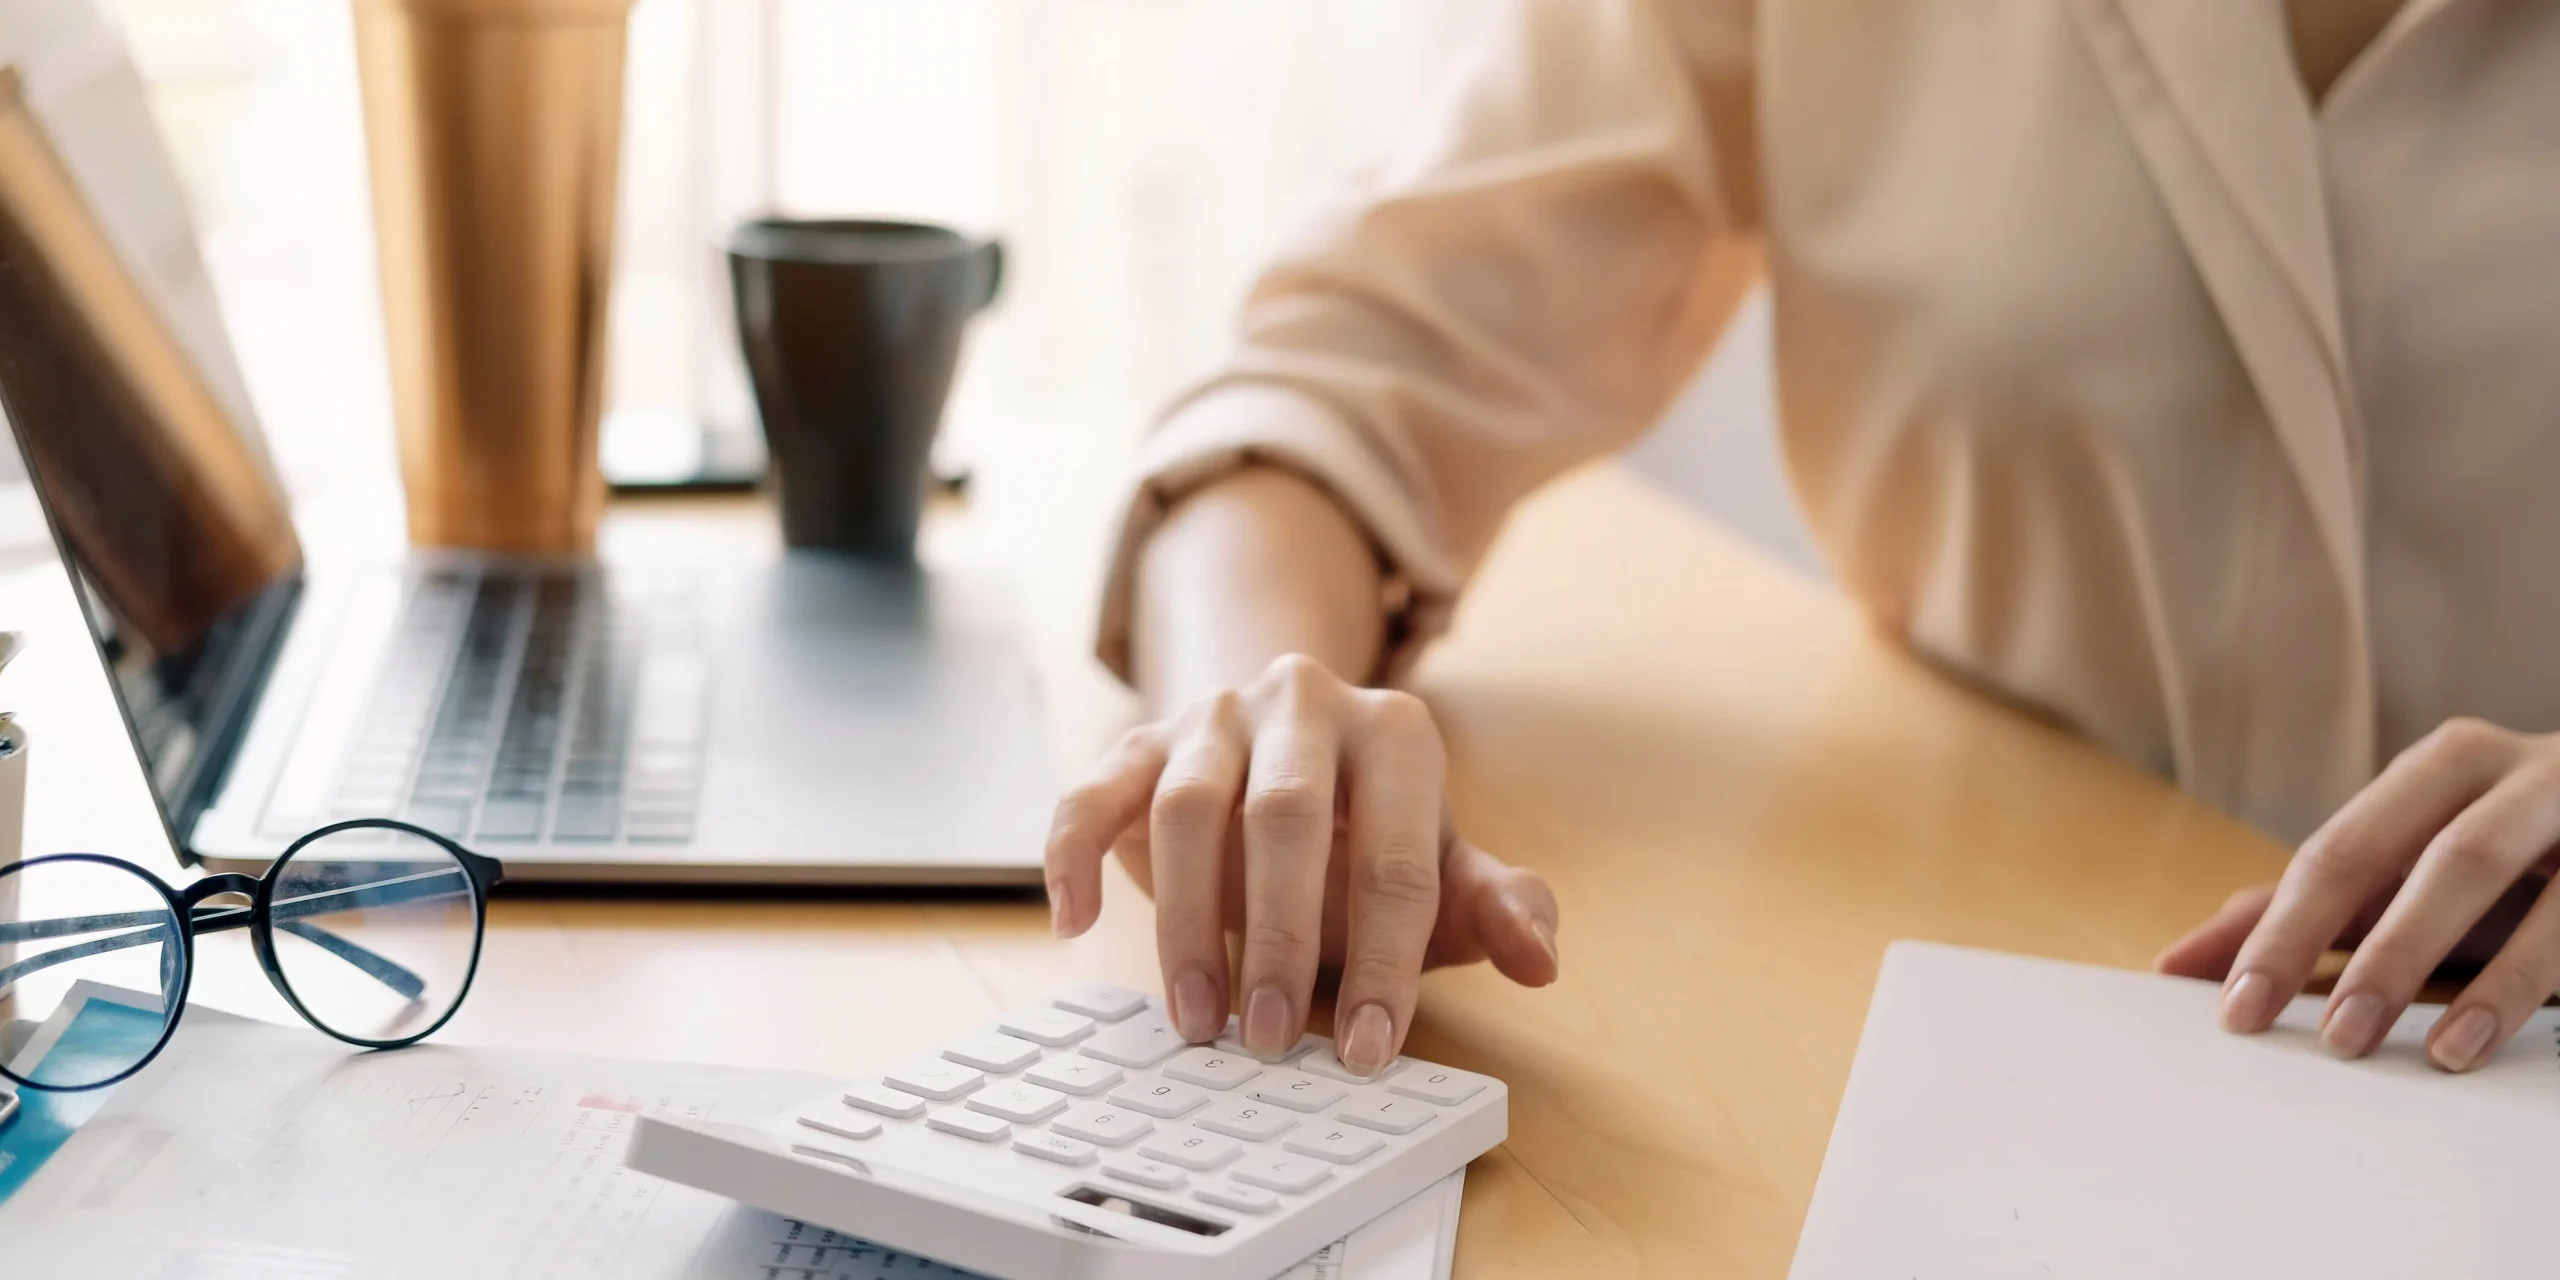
left=1044, top=652, right=1560, bottom=1074
left=2159, top=718, right=2560, bottom=1072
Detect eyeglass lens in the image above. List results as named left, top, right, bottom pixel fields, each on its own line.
left=266, top=824, right=480, bottom=1046
left=0, top=857, right=184, bottom=1090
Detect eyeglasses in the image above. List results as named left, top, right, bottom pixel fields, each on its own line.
left=0, top=818, right=503, bottom=1091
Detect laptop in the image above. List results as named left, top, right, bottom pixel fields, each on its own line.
left=0, top=66, right=1056, bottom=886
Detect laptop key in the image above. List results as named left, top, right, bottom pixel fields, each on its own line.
left=402, top=800, right=470, bottom=838
left=624, top=813, right=695, bottom=845
left=473, top=798, right=544, bottom=842
left=551, top=795, right=618, bottom=841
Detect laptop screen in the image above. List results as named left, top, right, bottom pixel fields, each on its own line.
left=0, top=71, right=304, bottom=840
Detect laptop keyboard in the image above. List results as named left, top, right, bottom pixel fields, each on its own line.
left=323, top=568, right=707, bottom=846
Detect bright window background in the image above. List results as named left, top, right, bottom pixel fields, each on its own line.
left=103, top=0, right=1810, bottom=592
left=100, top=0, right=1477, bottom=531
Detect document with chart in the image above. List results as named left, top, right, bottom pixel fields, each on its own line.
left=0, top=994, right=1458, bottom=1279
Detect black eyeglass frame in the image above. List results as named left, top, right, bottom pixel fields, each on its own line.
left=0, top=818, right=503, bottom=1092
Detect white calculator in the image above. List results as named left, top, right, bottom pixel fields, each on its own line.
left=627, top=982, right=1505, bottom=1280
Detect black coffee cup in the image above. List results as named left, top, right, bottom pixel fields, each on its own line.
left=728, top=218, right=1003, bottom=557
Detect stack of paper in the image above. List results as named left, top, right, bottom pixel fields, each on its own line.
left=0, top=988, right=1460, bottom=1279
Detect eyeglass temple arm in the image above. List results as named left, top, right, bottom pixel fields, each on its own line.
left=0, top=925, right=172, bottom=998
left=0, top=896, right=436, bottom=1001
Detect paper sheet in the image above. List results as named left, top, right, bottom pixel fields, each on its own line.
left=0, top=997, right=1460, bottom=1280
left=1791, top=943, right=2560, bottom=1279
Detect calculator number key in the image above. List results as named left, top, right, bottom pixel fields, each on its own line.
left=1388, top=1067, right=1489, bottom=1106
left=1283, top=1125, right=1384, bottom=1165
left=1214, top=1020, right=1319, bottom=1062
left=1138, top=1126, right=1243, bottom=1171
left=1107, top=1076, right=1210, bottom=1119
left=1298, top=1045, right=1404, bottom=1084
left=1333, top=1092, right=1433, bottom=1135
left=1246, top=1069, right=1346, bottom=1113
left=1051, top=1103, right=1155, bottom=1148
left=1194, top=1100, right=1294, bottom=1143
left=1163, top=1047, right=1263, bottom=1092
left=1230, top=1152, right=1333, bottom=1195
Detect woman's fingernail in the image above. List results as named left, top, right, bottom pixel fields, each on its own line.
left=1341, top=1003, right=1395, bottom=1075
left=2321, top=992, right=2387, bottom=1059
left=2429, top=1007, right=2498, bottom=1073
left=1243, top=985, right=1292, bottom=1054
left=1047, top=882, right=1074, bottom=938
left=2219, top=970, right=2275, bottom=1032
left=1171, top=968, right=1222, bottom=1042
left=1529, top=916, right=1559, bottom=968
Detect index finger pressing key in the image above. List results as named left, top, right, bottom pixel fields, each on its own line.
left=1334, top=692, right=1446, bottom=1077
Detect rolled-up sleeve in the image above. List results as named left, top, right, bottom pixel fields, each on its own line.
left=1095, top=0, right=1762, bottom=683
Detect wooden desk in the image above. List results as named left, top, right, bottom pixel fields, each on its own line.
left=68, top=463, right=2294, bottom=1276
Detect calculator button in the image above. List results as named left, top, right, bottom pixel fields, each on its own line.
left=1102, top=1155, right=1190, bottom=1191
left=1138, top=1126, right=1243, bottom=1171
left=1283, top=1125, right=1384, bottom=1165
left=1108, top=1076, right=1210, bottom=1119
left=968, top=1081, right=1070, bottom=1125
left=943, top=1033, right=1044, bottom=1073
left=1051, top=1104, right=1155, bottom=1148
left=1081, top=1016, right=1189, bottom=1069
left=1195, top=1183, right=1279, bottom=1215
left=797, top=1109, right=883, bottom=1142
left=927, top=1108, right=1011, bottom=1143
left=1194, top=1100, right=1294, bottom=1143
left=1298, top=1046, right=1404, bottom=1083
left=1333, top=1092, right=1434, bottom=1136
left=884, top=1061, right=985, bottom=1102
left=1025, top=1057, right=1124, bottom=1097
left=1246, top=1070, right=1347, bottom=1113
left=1388, top=1067, right=1488, bottom=1106
left=1214, top=1019, right=1319, bottom=1062
left=1052, top=982, right=1151, bottom=1023
left=1163, top=1048, right=1263, bottom=1091
left=1231, top=1153, right=1333, bottom=1195
left=1013, top=1131, right=1098, bottom=1166
left=842, top=1081, right=927, bottom=1119
left=998, top=1007, right=1097, bottom=1047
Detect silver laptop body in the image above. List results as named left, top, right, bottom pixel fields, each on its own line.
left=186, top=553, right=1058, bottom=885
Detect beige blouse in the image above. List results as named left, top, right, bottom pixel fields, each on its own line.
left=1095, top=0, right=2560, bottom=844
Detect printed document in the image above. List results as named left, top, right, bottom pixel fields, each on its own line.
left=0, top=991, right=1459, bottom=1279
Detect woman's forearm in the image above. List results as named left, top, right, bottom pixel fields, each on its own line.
left=1131, top=466, right=1387, bottom=711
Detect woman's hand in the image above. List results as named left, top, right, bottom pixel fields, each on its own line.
left=2158, top=718, right=2560, bottom=1072
left=1043, top=653, right=1560, bottom=1074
